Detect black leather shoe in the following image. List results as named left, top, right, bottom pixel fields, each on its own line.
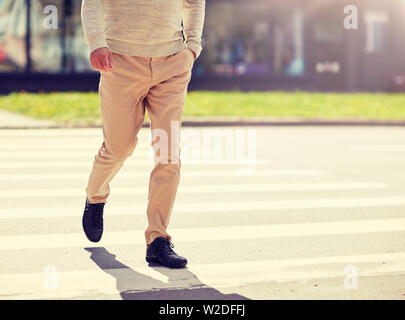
left=146, top=237, right=188, bottom=268
left=82, top=198, right=105, bottom=243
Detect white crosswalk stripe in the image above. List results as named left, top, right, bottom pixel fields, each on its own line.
left=0, top=159, right=266, bottom=168
left=1, top=128, right=405, bottom=300
left=1, top=218, right=405, bottom=250
left=0, top=149, right=153, bottom=159
left=0, top=182, right=390, bottom=199
left=0, top=169, right=328, bottom=181
left=1, top=196, right=405, bottom=219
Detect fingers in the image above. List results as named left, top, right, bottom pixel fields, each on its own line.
left=90, top=57, right=101, bottom=71
left=102, top=52, right=113, bottom=72
left=101, top=58, right=110, bottom=72
left=90, top=49, right=113, bottom=72
left=90, top=55, right=104, bottom=72
left=107, top=51, right=113, bottom=70
left=189, top=48, right=196, bottom=60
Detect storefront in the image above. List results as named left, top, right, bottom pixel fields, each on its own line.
left=0, top=0, right=404, bottom=92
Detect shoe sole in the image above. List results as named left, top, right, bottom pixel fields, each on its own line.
left=146, top=257, right=187, bottom=268
left=83, top=232, right=102, bottom=243
left=82, top=216, right=102, bottom=243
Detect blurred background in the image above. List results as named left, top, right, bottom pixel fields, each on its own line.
left=1, top=0, right=405, bottom=93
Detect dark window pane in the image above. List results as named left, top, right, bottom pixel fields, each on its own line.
left=30, top=0, right=63, bottom=72
left=197, top=0, right=305, bottom=77
left=0, top=0, right=27, bottom=72
left=71, top=0, right=93, bottom=72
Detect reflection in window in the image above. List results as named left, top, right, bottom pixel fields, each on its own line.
left=71, top=0, right=93, bottom=72
left=33, top=0, right=92, bottom=72
left=30, top=0, right=63, bottom=72
left=197, top=1, right=304, bottom=77
left=0, top=0, right=64, bottom=72
left=0, top=0, right=27, bottom=72
left=365, top=12, right=389, bottom=54
left=1, top=0, right=307, bottom=76
left=313, top=22, right=343, bottom=44
left=0, top=0, right=93, bottom=73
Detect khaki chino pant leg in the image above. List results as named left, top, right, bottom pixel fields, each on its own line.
left=85, top=53, right=150, bottom=204
left=144, top=48, right=194, bottom=244
left=86, top=47, right=194, bottom=245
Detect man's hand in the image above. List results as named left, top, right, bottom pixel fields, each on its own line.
left=188, top=47, right=197, bottom=60
left=90, top=47, right=113, bottom=72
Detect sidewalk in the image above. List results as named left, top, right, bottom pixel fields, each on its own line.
left=1, top=109, right=405, bottom=129
left=180, top=116, right=405, bottom=127
left=0, top=110, right=57, bottom=129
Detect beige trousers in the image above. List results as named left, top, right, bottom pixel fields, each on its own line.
left=86, top=46, right=194, bottom=244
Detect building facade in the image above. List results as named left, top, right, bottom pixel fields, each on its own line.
left=0, top=0, right=404, bottom=93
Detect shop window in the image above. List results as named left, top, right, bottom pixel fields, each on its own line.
left=71, top=0, right=93, bottom=72
left=0, top=0, right=92, bottom=73
left=0, top=0, right=27, bottom=72
left=197, top=0, right=305, bottom=77
left=1, top=0, right=307, bottom=76
left=29, top=0, right=63, bottom=72
left=0, top=0, right=64, bottom=73
left=365, top=12, right=389, bottom=54
left=313, top=22, right=343, bottom=44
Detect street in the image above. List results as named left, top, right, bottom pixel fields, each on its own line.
left=0, top=126, right=405, bottom=299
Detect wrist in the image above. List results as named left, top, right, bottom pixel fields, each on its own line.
left=186, top=41, right=202, bottom=59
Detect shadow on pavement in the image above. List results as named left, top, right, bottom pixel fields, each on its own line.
left=85, top=247, right=249, bottom=300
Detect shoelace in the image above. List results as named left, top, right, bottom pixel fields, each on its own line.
left=157, top=239, right=175, bottom=255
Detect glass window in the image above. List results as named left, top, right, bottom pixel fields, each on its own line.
left=30, top=0, right=63, bottom=72
left=31, top=0, right=93, bottom=73
left=0, top=0, right=64, bottom=73
left=0, top=0, right=93, bottom=73
left=71, top=0, right=93, bottom=72
left=0, top=0, right=27, bottom=72
left=313, top=22, right=343, bottom=44
left=196, top=0, right=305, bottom=77
left=277, top=8, right=305, bottom=76
left=1, top=0, right=307, bottom=76
left=365, top=12, right=389, bottom=54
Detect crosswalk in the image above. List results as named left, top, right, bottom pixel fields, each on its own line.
left=1, top=128, right=405, bottom=300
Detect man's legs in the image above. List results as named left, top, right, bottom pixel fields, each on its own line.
left=84, top=47, right=194, bottom=267
left=144, top=47, right=194, bottom=245
left=86, top=53, right=151, bottom=204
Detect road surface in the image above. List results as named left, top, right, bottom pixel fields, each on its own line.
left=0, top=126, right=404, bottom=299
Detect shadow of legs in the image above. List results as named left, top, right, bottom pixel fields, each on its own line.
left=85, top=247, right=249, bottom=300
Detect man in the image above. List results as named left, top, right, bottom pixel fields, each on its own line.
left=81, top=0, right=205, bottom=268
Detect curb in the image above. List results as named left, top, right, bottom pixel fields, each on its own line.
left=1, top=117, right=405, bottom=129
left=181, top=117, right=405, bottom=127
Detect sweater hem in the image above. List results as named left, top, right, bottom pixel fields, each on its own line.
left=106, top=39, right=187, bottom=58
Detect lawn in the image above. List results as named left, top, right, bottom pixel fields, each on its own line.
left=0, top=91, right=404, bottom=125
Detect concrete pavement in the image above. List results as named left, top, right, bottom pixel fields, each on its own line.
left=0, top=109, right=56, bottom=129
left=0, top=126, right=404, bottom=299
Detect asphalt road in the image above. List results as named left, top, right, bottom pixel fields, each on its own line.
left=0, top=126, right=404, bottom=300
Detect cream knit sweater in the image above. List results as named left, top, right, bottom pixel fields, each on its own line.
left=81, top=0, right=205, bottom=58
